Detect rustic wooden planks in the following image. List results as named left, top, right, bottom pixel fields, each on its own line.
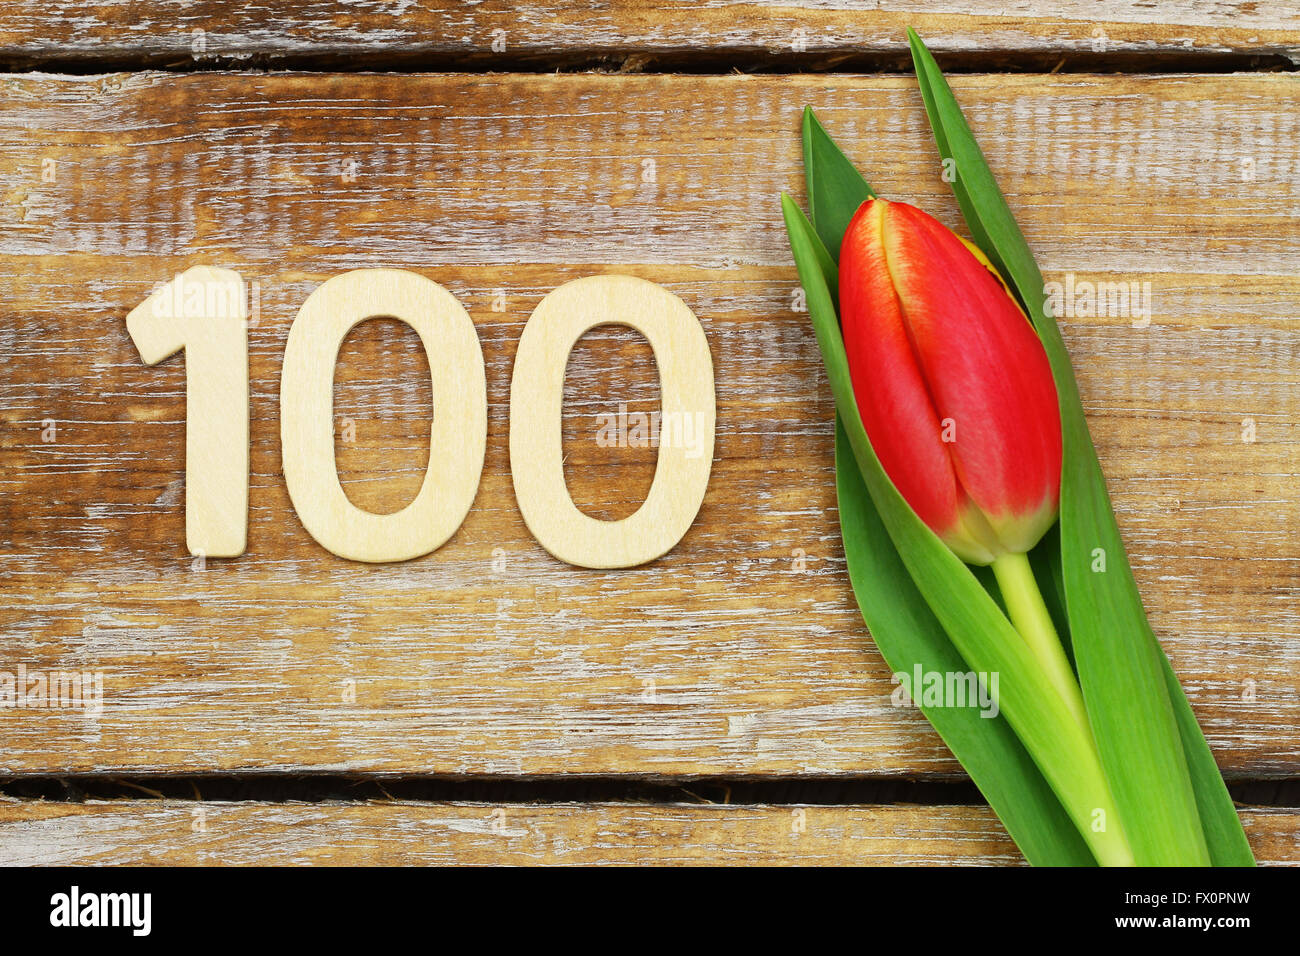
left=1, top=799, right=1295, bottom=865
left=0, top=72, right=1297, bottom=779
left=0, top=2, right=1297, bottom=64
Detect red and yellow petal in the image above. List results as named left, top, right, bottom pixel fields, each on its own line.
left=840, top=199, right=964, bottom=541
left=839, top=198, right=1062, bottom=563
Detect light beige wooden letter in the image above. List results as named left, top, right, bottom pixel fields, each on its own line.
left=509, top=275, right=715, bottom=568
left=280, top=269, right=486, bottom=562
left=126, top=265, right=249, bottom=557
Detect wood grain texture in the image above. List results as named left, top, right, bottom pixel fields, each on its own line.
left=0, top=72, right=1296, bottom=778
left=0, top=2, right=1296, bottom=63
left=1, top=799, right=1295, bottom=865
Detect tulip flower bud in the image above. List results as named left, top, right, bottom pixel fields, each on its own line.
left=839, top=198, right=1062, bottom=565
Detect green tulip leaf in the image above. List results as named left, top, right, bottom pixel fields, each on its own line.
left=803, top=106, right=876, bottom=261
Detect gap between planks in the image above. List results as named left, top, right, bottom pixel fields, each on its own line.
left=0, top=49, right=1295, bottom=77
left=3, top=775, right=1297, bottom=808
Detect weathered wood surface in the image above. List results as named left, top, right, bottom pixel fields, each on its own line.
left=0, top=2, right=1297, bottom=64
left=0, top=72, right=1297, bottom=778
left=1, top=799, right=1295, bottom=865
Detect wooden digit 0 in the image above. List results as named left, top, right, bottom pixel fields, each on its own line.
left=279, top=268, right=487, bottom=563
left=508, top=275, right=715, bottom=568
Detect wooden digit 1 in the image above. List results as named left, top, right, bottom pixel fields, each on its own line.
left=126, top=266, right=249, bottom=558
left=279, top=268, right=487, bottom=563
left=509, top=275, right=715, bottom=568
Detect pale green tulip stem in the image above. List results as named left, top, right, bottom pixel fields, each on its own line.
left=991, top=549, right=1135, bottom=866
left=991, top=552, right=1089, bottom=732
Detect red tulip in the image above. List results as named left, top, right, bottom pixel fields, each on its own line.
left=839, top=198, right=1062, bottom=565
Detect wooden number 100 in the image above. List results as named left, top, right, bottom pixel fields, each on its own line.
left=126, top=267, right=716, bottom=569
